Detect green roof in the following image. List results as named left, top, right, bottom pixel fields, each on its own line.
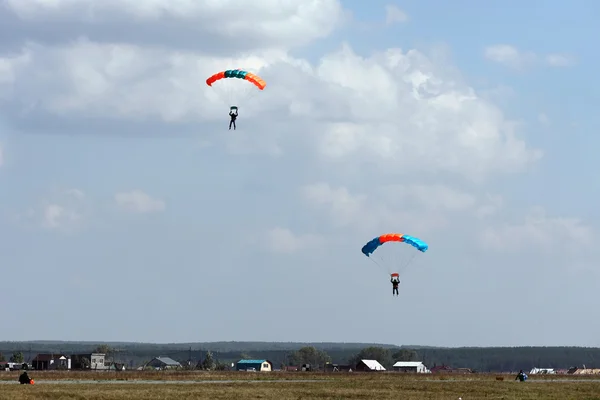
left=237, top=359, right=267, bottom=364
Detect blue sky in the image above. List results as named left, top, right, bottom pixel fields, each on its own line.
left=0, top=0, right=598, bottom=347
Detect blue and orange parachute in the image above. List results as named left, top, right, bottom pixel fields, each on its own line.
left=206, top=69, right=266, bottom=90
left=361, top=233, right=428, bottom=257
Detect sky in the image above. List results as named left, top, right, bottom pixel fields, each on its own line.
left=0, top=0, right=598, bottom=347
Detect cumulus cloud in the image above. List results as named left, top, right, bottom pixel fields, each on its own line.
left=263, top=227, right=323, bottom=254
left=114, top=190, right=165, bottom=213
left=0, top=40, right=542, bottom=182
left=385, top=4, right=408, bottom=25
left=538, top=113, right=550, bottom=125
left=1, top=0, right=345, bottom=53
left=484, top=44, right=576, bottom=70
left=301, top=182, right=501, bottom=235
left=545, top=53, right=577, bottom=67
left=480, top=206, right=594, bottom=254
left=0, top=2, right=585, bottom=261
left=15, top=188, right=89, bottom=232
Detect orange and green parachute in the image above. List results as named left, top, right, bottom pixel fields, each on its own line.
left=206, top=69, right=266, bottom=111
left=206, top=69, right=266, bottom=90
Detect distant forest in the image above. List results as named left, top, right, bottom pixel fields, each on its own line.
left=1, top=341, right=599, bottom=372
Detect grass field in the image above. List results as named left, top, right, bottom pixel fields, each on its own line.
left=2, top=371, right=600, bottom=399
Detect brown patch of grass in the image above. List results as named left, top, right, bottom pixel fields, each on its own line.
left=2, top=372, right=600, bottom=399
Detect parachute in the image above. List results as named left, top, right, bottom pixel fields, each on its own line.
left=206, top=69, right=266, bottom=90
left=361, top=233, right=428, bottom=278
left=206, top=69, right=266, bottom=111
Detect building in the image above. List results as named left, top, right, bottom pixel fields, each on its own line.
left=71, top=353, right=108, bottom=370
left=354, top=359, right=386, bottom=372
left=568, top=367, right=600, bottom=375
left=325, top=363, right=353, bottom=372
left=31, top=354, right=71, bottom=370
left=145, top=357, right=182, bottom=370
left=1, top=361, right=15, bottom=371
left=236, top=359, right=273, bottom=371
left=393, top=361, right=430, bottom=373
left=530, top=367, right=555, bottom=374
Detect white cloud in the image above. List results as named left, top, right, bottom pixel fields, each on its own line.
left=301, top=182, right=500, bottom=234
left=264, top=227, right=322, bottom=253
left=114, top=190, right=165, bottom=213
left=0, top=40, right=542, bottom=182
left=15, top=188, right=88, bottom=232
left=484, top=45, right=537, bottom=70
left=545, top=53, right=576, bottom=67
left=484, top=44, right=576, bottom=70
left=42, top=203, right=81, bottom=229
left=4, top=0, right=344, bottom=51
left=385, top=4, right=408, bottom=25
left=480, top=206, right=594, bottom=253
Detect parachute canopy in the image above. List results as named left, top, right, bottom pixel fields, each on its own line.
left=361, top=233, right=428, bottom=257
left=206, top=69, right=266, bottom=90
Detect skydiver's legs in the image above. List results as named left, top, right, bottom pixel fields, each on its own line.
left=393, top=287, right=398, bottom=296
left=229, top=120, right=233, bottom=130
left=233, top=120, right=236, bottom=130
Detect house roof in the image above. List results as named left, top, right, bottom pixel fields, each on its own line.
left=152, top=357, right=180, bottom=366
left=393, top=361, right=425, bottom=367
left=237, top=359, right=270, bottom=364
left=360, top=359, right=386, bottom=371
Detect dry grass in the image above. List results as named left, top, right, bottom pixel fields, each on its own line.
left=2, top=372, right=600, bottom=399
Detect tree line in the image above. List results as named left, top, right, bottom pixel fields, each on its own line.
left=2, top=342, right=599, bottom=372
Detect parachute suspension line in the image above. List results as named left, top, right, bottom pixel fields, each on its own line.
left=398, top=252, right=417, bottom=274
left=206, top=69, right=266, bottom=113
left=368, top=256, right=390, bottom=275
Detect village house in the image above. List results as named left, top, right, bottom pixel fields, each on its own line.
left=393, top=361, right=431, bottom=373
left=236, top=359, right=273, bottom=371
left=145, top=357, right=182, bottom=370
left=354, top=359, right=386, bottom=372
left=568, top=367, right=600, bottom=375
left=31, top=354, right=71, bottom=370
left=325, top=362, right=353, bottom=372
left=71, top=353, right=108, bottom=370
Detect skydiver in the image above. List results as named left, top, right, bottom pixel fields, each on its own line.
left=515, top=370, right=527, bottom=381
left=391, top=275, right=400, bottom=296
left=229, top=108, right=238, bottom=130
left=19, top=370, right=32, bottom=384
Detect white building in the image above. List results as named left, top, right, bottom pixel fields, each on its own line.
left=393, top=361, right=431, bottom=373
left=530, top=367, right=555, bottom=374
